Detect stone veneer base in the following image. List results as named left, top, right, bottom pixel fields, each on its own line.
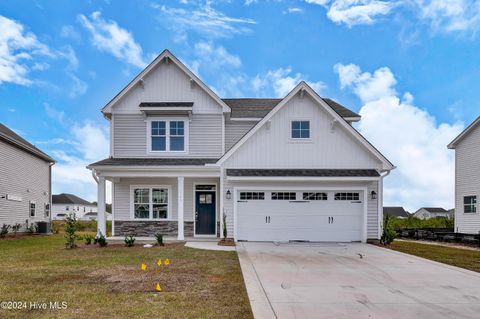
left=114, top=220, right=194, bottom=237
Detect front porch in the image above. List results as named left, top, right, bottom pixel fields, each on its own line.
left=94, top=167, right=222, bottom=241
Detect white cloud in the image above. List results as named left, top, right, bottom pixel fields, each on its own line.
left=335, top=63, right=464, bottom=211
left=253, top=67, right=326, bottom=97
left=194, top=41, right=242, bottom=69
left=155, top=2, right=256, bottom=40
left=68, top=74, right=88, bottom=98
left=60, top=25, right=81, bottom=41
left=0, top=15, right=51, bottom=85
left=284, top=7, right=305, bottom=14
left=78, top=11, right=147, bottom=68
left=44, top=103, right=65, bottom=124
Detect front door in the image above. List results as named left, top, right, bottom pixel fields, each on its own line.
left=195, top=191, right=216, bottom=235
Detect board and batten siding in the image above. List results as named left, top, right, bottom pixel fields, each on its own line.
left=112, top=113, right=223, bottom=158
left=454, top=123, right=480, bottom=234
left=221, top=177, right=379, bottom=240
left=225, top=121, right=257, bottom=151
left=0, top=141, right=51, bottom=229
left=222, top=94, right=382, bottom=169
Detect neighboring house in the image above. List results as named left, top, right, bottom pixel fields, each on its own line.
left=0, top=123, right=55, bottom=231
left=52, top=193, right=97, bottom=220
left=383, top=207, right=410, bottom=219
left=413, top=207, right=452, bottom=220
left=448, top=116, right=480, bottom=234
left=87, top=50, right=395, bottom=242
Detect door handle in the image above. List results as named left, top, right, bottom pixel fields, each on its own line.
left=195, top=211, right=198, bottom=221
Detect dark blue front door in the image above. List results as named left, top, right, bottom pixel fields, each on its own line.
left=195, top=191, right=216, bottom=235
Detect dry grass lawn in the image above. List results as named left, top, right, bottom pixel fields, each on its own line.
left=0, top=234, right=253, bottom=319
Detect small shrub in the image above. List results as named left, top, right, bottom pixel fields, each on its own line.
left=97, top=233, right=108, bottom=247
left=84, top=234, right=95, bottom=245
left=124, top=235, right=136, bottom=247
left=222, top=212, right=227, bottom=240
left=64, top=213, right=78, bottom=249
left=26, top=223, right=37, bottom=233
left=155, top=233, right=164, bottom=246
left=11, top=223, right=21, bottom=236
left=0, top=224, right=10, bottom=238
left=52, top=221, right=62, bottom=234
left=381, top=214, right=396, bottom=246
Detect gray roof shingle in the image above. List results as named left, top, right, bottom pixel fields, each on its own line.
left=0, top=123, right=55, bottom=163
left=52, top=193, right=94, bottom=206
left=89, top=157, right=218, bottom=167
left=222, top=98, right=360, bottom=119
left=226, top=169, right=379, bottom=177
left=139, top=102, right=193, bottom=107
left=384, top=207, right=410, bottom=218
left=422, top=207, right=448, bottom=213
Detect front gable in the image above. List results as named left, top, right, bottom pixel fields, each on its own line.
left=222, top=92, right=384, bottom=169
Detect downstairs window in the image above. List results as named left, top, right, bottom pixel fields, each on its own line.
left=133, top=187, right=169, bottom=219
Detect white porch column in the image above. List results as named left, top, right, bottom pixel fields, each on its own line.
left=97, top=176, right=106, bottom=237
left=177, top=177, right=185, bottom=240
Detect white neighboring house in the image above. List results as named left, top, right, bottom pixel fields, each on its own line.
left=87, top=49, right=395, bottom=242
left=52, top=193, right=97, bottom=220
left=0, top=123, right=55, bottom=231
left=448, top=116, right=480, bottom=234
left=413, top=207, right=452, bottom=220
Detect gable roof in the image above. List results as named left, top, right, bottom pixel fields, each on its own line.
left=384, top=206, right=410, bottom=218
left=448, top=116, right=480, bottom=149
left=216, top=81, right=395, bottom=170
left=52, top=193, right=94, bottom=206
left=101, top=49, right=231, bottom=116
left=420, top=207, right=448, bottom=213
left=223, top=98, right=361, bottom=120
left=0, top=123, right=55, bottom=163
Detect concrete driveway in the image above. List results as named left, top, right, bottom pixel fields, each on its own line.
left=237, top=242, right=480, bottom=319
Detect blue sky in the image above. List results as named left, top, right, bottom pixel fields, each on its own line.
left=1, top=0, right=479, bottom=211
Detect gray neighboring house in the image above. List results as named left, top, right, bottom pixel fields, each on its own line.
left=52, top=193, right=97, bottom=220
left=413, top=207, right=452, bottom=220
left=0, top=123, right=55, bottom=231
left=448, top=116, right=480, bottom=234
left=383, top=206, right=410, bottom=219
left=88, top=49, right=395, bottom=242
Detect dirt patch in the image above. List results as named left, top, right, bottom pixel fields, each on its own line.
left=0, top=233, right=45, bottom=240
left=218, top=239, right=236, bottom=246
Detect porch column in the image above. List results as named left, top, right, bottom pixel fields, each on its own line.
left=177, top=177, right=184, bottom=240
left=97, top=176, right=106, bottom=237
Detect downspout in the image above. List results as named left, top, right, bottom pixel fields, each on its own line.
left=378, top=169, right=392, bottom=240
left=91, top=169, right=99, bottom=183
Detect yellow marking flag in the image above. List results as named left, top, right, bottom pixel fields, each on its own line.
left=141, top=263, right=147, bottom=271
left=157, top=259, right=162, bottom=266
left=165, top=258, right=170, bottom=266
left=156, top=283, right=162, bottom=292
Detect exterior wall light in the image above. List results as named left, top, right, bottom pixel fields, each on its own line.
left=371, top=191, right=377, bottom=200
left=226, top=190, right=232, bottom=200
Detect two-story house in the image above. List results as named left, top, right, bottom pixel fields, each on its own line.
left=448, top=116, right=480, bottom=234
left=88, top=50, right=395, bottom=242
left=52, top=193, right=98, bottom=220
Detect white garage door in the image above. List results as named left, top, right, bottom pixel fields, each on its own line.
left=236, top=190, right=364, bottom=242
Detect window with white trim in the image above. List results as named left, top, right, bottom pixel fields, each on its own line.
left=303, top=192, right=328, bottom=200
left=149, top=119, right=187, bottom=152
left=133, top=187, right=169, bottom=219
left=334, top=192, right=360, bottom=201
left=240, top=192, right=265, bottom=200
left=271, top=192, right=296, bottom=200
left=464, top=196, right=477, bottom=213
left=45, top=203, right=50, bottom=217
left=29, top=202, right=36, bottom=217
left=291, top=120, right=310, bottom=139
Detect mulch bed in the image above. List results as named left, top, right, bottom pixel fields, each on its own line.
left=218, top=239, right=236, bottom=246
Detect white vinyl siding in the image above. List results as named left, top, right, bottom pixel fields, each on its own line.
left=225, top=121, right=257, bottom=151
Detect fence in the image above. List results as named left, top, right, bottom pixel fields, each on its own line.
left=395, top=228, right=480, bottom=247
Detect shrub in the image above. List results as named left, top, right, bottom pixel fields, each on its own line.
left=381, top=214, right=396, bottom=246
left=390, top=215, right=454, bottom=230
left=26, top=223, right=37, bottom=233
left=84, top=234, right=95, bottom=245
left=52, top=221, right=62, bottom=234
left=11, top=223, right=21, bottom=236
left=0, top=224, right=10, bottom=238
left=155, top=233, right=164, bottom=246
left=124, top=235, right=136, bottom=247
left=64, top=213, right=78, bottom=249
left=222, top=212, right=227, bottom=240
left=96, top=233, right=108, bottom=247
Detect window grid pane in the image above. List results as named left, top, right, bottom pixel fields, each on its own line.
left=334, top=192, right=360, bottom=201
left=240, top=192, right=265, bottom=200
left=291, top=121, right=310, bottom=139
left=271, top=192, right=296, bottom=200
left=303, top=192, right=328, bottom=200
left=464, top=196, right=477, bottom=213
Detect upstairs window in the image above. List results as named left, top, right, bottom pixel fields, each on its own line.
left=464, top=196, right=477, bottom=213
left=149, top=119, right=187, bottom=152
left=291, top=121, right=310, bottom=139
left=30, top=202, right=36, bottom=217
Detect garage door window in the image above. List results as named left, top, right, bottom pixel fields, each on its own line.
left=334, top=192, right=359, bottom=200
left=271, top=192, right=296, bottom=200
left=303, top=192, right=328, bottom=200
left=240, top=192, right=265, bottom=200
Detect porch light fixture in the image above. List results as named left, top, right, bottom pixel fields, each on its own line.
left=226, top=190, right=232, bottom=200
left=371, top=191, right=377, bottom=200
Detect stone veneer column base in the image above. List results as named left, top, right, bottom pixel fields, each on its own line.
left=114, top=221, right=194, bottom=237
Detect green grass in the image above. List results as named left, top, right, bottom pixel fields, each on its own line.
left=0, top=235, right=253, bottom=319
left=385, top=240, right=480, bottom=273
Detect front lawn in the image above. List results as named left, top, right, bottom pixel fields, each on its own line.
left=385, top=240, right=480, bottom=273
left=0, top=235, right=253, bottom=319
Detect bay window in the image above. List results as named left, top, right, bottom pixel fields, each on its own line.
left=132, top=186, right=169, bottom=219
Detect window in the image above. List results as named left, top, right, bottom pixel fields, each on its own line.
left=334, top=192, right=360, bottom=201
left=303, top=192, right=328, bottom=200
left=240, top=192, right=265, bottom=200
left=150, top=119, right=187, bottom=152
left=199, top=194, right=213, bottom=204
left=29, top=202, right=36, bottom=217
left=291, top=120, right=310, bottom=139
left=44, top=203, right=50, bottom=217
left=464, top=196, right=477, bottom=213
left=195, top=185, right=216, bottom=191
left=83, top=207, right=86, bottom=213
left=271, top=192, right=296, bottom=200
left=132, top=187, right=169, bottom=219
left=66, top=206, right=70, bottom=211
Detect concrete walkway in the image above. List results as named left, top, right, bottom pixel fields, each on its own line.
left=185, top=241, right=236, bottom=251
left=237, top=242, right=480, bottom=319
